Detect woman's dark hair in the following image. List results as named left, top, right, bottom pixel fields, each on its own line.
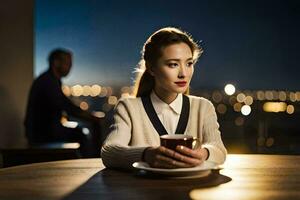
left=133, top=27, right=203, bottom=97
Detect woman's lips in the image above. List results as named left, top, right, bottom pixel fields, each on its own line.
left=175, top=81, right=187, bottom=87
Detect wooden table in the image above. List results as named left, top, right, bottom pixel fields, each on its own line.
left=0, top=154, right=299, bottom=200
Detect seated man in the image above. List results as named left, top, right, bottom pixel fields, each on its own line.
left=24, top=48, right=101, bottom=157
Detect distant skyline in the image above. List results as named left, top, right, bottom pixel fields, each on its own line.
left=35, top=0, right=300, bottom=90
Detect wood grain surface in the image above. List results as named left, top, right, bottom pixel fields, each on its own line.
left=0, top=154, right=299, bottom=200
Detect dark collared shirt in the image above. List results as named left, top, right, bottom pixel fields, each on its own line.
left=24, top=69, right=82, bottom=143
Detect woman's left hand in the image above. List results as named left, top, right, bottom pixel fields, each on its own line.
left=175, top=146, right=209, bottom=166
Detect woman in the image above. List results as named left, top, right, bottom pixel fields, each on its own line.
left=101, top=27, right=227, bottom=169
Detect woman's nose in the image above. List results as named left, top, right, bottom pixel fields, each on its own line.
left=178, top=65, right=186, bottom=78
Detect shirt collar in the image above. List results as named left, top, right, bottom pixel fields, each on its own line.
left=150, top=91, right=182, bottom=115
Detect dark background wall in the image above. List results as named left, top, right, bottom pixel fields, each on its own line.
left=0, top=0, right=33, bottom=148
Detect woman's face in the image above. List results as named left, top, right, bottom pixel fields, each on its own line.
left=150, top=42, right=194, bottom=98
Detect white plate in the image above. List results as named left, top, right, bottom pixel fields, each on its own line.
left=132, top=161, right=221, bottom=178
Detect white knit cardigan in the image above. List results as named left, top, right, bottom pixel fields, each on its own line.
left=101, top=95, right=227, bottom=169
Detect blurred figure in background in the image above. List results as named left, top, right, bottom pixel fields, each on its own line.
left=24, top=48, right=101, bottom=157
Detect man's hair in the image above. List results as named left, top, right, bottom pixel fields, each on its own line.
left=48, top=48, right=72, bottom=67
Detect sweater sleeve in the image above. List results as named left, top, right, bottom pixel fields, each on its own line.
left=201, top=101, right=227, bottom=164
left=101, top=99, right=147, bottom=169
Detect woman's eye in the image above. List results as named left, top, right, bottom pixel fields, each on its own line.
left=186, top=62, right=194, bottom=67
left=167, top=63, right=178, bottom=68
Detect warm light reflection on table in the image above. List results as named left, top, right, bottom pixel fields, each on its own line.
left=189, top=154, right=300, bottom=200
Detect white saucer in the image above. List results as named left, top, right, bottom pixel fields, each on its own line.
left=132, top=161, right=221, bottom=178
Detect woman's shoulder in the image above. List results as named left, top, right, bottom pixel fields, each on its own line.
left=113, top=96, right=142, bottom=114
left=186, top=94, right=213, bottom=106
left=116, top=96, right=142, bottom=106
left=186, top=94, right=216, bottom=114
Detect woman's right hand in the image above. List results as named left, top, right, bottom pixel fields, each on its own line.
left=143, top=146, right=202, bottom=168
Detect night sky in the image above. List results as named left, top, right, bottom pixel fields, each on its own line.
left=35, top=0, right=300, bottom=90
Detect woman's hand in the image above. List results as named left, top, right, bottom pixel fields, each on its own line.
left=143, top=146, right=208, bottom=169
left=175, top=145, right=209, bottom=163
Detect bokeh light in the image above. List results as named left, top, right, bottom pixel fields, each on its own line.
left=121, top=86, right=131, bottom=93
left=286, top=105, right=294, bottom=114
left=233, top=103, right=242, bottom=112
left=212, top=91, right=223, bottom=103
left=92, top=111, right=106, bottom=118
left=217, top=104, right=227, bottom=114
left=91, top=84, right=101, bottom=97
left=224, top=84, right=236, bottom=95
left=237, top=93, right=246, bottom=103
left=296, top=92, right=300, bottom=101
left=256, top=91, right=265, bottom=101
left=79, top=101, right=89, bottom=110
left=229, top=96, right=236, bottom=106
left=265, top=91, right=273, bottom=100
left=62, top=85, right=71, bottom=97
left=272, top=90, right=279, bottom=100
left=108, top=96, right=118, bottom=105
left=241, top=105, right=251, bottom=116
left=263, top=102, right=287, bottom=113
left=278, top=91, right=287, bottom=101
left=121, top=93, right=131, bottom=98
left=235, top=116, right=244, bottom=126
left=265, top=137, right=274, bottom=147
left=99, top=87, right=108, bottom=97
left=289, top=92, right=296, bottom=102
left=106, top=86, right=113, bottom=96
left=71, top=85, right=83, bottom=97
left=244, top=96, right=253, bottom=105
left=257, top=136, right=265, bottom=147
left=82, top=85, right=91, bottom=96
